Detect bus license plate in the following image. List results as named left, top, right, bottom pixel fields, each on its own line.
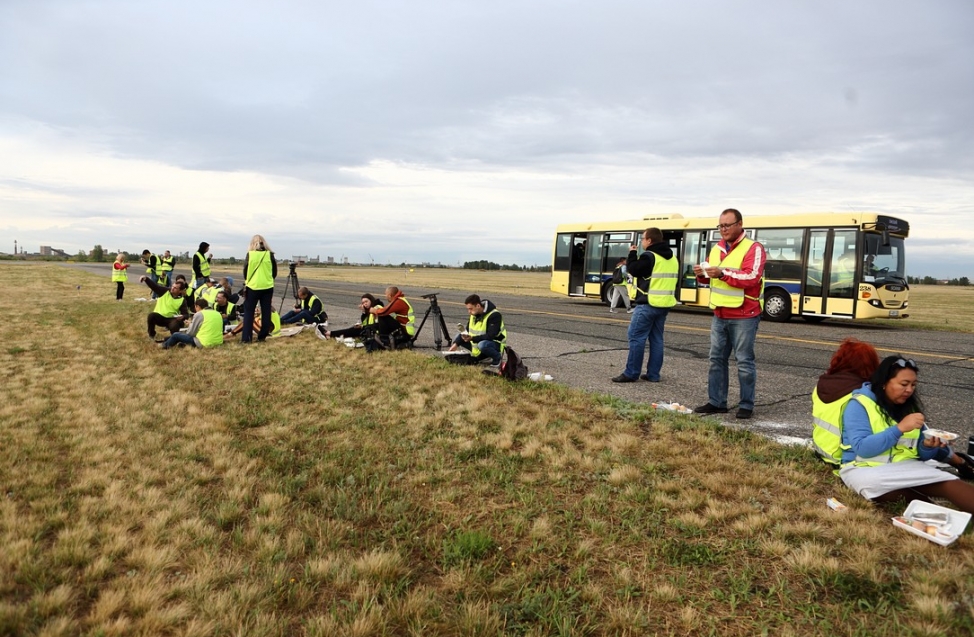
left=889, top=310, right=899, bottom=317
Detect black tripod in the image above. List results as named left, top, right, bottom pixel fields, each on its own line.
left=413, top=293, right=453, bottom=351
left=279, top=262, right=300, bottom=313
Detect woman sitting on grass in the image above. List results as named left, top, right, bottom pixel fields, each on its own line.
left=812, top=338, right=880, bottom=466
left=840, top=355, right=974, bottom=513
left=316, top=293, right=382, bottom=341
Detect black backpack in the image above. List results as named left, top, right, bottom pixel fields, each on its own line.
left=500, top=346, right=529, bottom=381
left=611, top=266, right=625, bottom=284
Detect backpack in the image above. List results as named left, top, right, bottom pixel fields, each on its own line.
left=611, top=266, right=625, bottom=285
left=499, top=346, right=529, bottom=381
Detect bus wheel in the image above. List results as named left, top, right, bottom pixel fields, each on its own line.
left=601, top=281, right=613, bottom=305
left=763, top=290, right=792, bottom=322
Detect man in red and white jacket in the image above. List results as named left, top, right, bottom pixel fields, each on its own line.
left=693, top=208, right=766, bottom=419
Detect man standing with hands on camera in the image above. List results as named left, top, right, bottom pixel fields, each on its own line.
left=693, top=208, right=766, bottom=419
left=611, top=227, right=677, bottom=384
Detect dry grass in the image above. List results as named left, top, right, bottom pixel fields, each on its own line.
left=2, top=263, right=974, bottom=636
left=875, top=284, right=974, bottom=332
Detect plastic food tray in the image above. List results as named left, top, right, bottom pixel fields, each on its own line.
left=891, top=500, right=971, bottom=547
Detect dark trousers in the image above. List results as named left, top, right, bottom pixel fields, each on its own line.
left=116, top=282, right=124, bottom=300
left=376, top=315, right=407, bottom=338
left=147, top=313, right=184, bottom=338
left=241, top=287, right=274, bottom=342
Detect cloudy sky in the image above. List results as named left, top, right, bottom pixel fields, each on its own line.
left=1, top=0, right=972, bottom=276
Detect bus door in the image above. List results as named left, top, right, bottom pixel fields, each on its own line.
left=568, top=233, right=588, bottom=296
left=599, top=232, right=637, bottom=299
left=801, top=229, right=858, bottom=318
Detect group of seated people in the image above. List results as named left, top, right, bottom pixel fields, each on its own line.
left=812, top=338, right=974, bottom=513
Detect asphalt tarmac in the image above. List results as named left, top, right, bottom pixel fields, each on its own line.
left=74, top=263, right=974, bottom=450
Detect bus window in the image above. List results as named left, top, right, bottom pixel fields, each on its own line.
left=585, top=233, right=604, bottom=277
left=554, top=234, right=572, bottom=271
left=681, top=232, right=702, bottom=289
left=829, top=229, right=857, bottom=299
left=863, top=234, right=907, bottom=285
left=756, top=228, right=804, bottom=280
left=804, top=230, right=828, bottom=297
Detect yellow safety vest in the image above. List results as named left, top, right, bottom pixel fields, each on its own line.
left=305, top=294, right=326, bottom=318
left=153, top=292, right=184, bottom=318
left=468, top=308, right=507, bottom=358
left=811, top=388, right=851, bottom=466
left=159, top=256, right=175, bottom=273
left=270, top=311, right=281, bottom=336
left=843, top=394, right=920, bottom=467
left=196, top=309, right=224, bottom=348
left=111, top=265, right=127, bottom=282
left=707, top=238, right=765, bottom=309
left=195, top=251, right=211, bottom=277
left=200, top=286, right=219, bottom=305
left=245, top=251, right=274, bottom=290
left=392, top=297, right=416, bottom=336
left=145, top=254, right=159, bottom=276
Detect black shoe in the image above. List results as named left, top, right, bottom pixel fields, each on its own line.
left=639, top=374, right=660, bottom=382
left=695, top=403, right=728, bottom=414
left=736, top=408, right=753, bottom=419
left=611, top=374, right=637, bottom=383
left=954, top=452, right=974, bottom=480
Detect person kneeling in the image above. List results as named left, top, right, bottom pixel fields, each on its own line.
left=449, top=294, right=506, bottom=366
left=281, top=287, right=328, bottom=325
left=162, top=298, right=225, bottom=349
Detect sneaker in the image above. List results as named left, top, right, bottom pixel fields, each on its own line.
left=609, top=309, right=616, bottom=313
left=736, top=408, right=753, bottom=419
left=315, top=325, right=330, bottom=341
left=639, top=374, right=660, bottom=382
left=626, top=308, right=634, bottom=314
left=611, top=374, right=637, bottom=383
left=695, top=403, right=728, bottom=414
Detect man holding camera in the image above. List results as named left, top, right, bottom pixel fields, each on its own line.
left=448, top=294, right=507, bottom=366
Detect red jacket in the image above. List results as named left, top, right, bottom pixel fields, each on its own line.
left=374, top=292, right=411, bottom=326
left=697, top=235, right=766, bottom=319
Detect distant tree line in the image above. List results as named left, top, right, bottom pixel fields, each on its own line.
left=462, top=260, right=551, bottom=272
left=907, top=275, right=970, bottom=286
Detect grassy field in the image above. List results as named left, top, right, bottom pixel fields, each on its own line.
left=2, top=263, right=973, bottom=636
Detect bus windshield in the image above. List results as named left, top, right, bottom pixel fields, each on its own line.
left=862, top=234, right=907, bottom=286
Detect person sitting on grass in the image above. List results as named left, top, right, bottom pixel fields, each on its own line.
left=197, top=278, right=221, bottom=306
left=368, top=286, right=416, bottom=344
left=812, top=337, right=880, bottom=467
left=448, top=294, right=506, bottom=366
left=281, top=286, right=328, bottom=325
left=161, top=298, right=225, bottom=350
left=140, top=275, right=192, bottom=341
left=219, top=277, right=238, bottom=304
left=213, top=290, right=238, bottom=326
left=839, top=355, right=974, bottom=513
left=316, top=293, right=382, bottom=341
left=227, top=304, right=281, bottom=339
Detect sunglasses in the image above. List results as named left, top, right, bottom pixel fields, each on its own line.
left=894, top=358, right=918, bottom=370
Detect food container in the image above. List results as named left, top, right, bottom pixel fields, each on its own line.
left=891, top=500, right=972, bottom=546
left=923, top=428, right=959, bottom=442
left=652, top=402, right=693, bottom=415
left=826, top=498, right=847, bottom=512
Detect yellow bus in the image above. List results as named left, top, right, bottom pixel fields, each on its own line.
left=550, top=212, right=910, bottom=322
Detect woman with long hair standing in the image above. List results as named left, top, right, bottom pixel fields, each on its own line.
left=840, top=355, right=974, bottom=513
left=112, top=253, right=130, bottom=301
left=240, top=235, right=277, bottom=343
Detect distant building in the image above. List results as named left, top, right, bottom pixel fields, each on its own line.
left=326, top=256, right=335, bottom=264
left=40, top=245, right=53, bottom=256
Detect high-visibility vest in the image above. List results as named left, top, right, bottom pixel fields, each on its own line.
left=270, top=311, right=281, bottom=336
left=200, top=286, right=219, bottom=305
left=305, top=294, right=326, bottom=319
left=629, top=253, right=679, bottom=307
left=159, top=256, right=175, bottom=273
left=468, top=308, right=507, bottom=358
left=707, top=238, right=765, bottom=309
left=217, top=301, right=236, bottom=320
left=811, top=388, right=852, bottom=465
left=111, top=265, right=127, bottom=282
left=843, top=394, right=920, bottom=467
left=153, top=292, right=184, bottom=318
left=145, top=254, right=159, bottom=276
left=195, top=251, right=211, bottom=277
left=245, top=251, right=274, bottom=290
left=392, top=297, right=416, bottom=336
left=196, top=309, right=224, bottom=348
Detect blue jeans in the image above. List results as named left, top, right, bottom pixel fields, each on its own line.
left=453, top=337, right=503, bottom=364
left=162, top=332, right=198, bottom=349
left=281, top=308, right=319, bottom=324
left=707, top=315, right=760, bottom=410
left=149, top=272, right=159, bottom=299
left=623, top=304, right=669, bottom=380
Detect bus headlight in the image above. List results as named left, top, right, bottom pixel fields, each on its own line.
left=869, top=299, right=882, bottom=307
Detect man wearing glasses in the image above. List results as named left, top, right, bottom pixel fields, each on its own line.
left=692, top=209, right=766, bottom=419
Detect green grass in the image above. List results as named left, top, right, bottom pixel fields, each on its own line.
left=1, top=263, right=973, bottom=636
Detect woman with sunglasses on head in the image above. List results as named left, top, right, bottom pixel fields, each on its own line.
left=315, top=293, right=383, bottom=341
left=840, top=356, right=974, bottom=513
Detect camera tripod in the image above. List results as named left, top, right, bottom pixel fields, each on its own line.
left=413, top=293, right=452, bottom=351
left=279, top=263, right=300, bottom=313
